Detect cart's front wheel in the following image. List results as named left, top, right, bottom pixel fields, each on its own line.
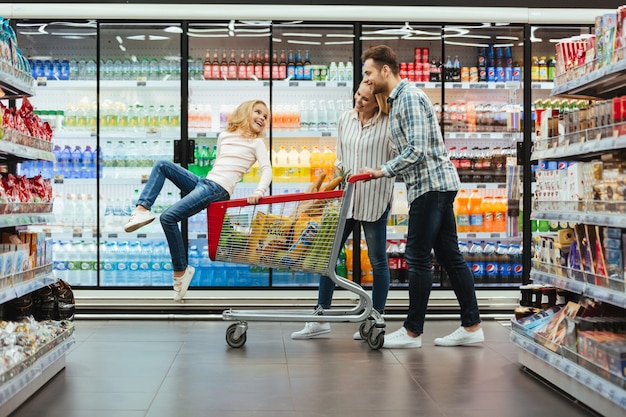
left=368, top=330, right=385, bottom=350
left=226, top=324, right=247, bottom=348
left=359, top=321, right=371, bottom=340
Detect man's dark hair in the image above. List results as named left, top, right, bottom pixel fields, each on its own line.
left=361, top=45, right=400, bottom=76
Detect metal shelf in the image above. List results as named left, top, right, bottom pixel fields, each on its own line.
left=531, top=132, right=626, bottom=161
left=0, top=266, right=56, bottom=305
left=551, top=58, right=626, bottom=100
left=531, top=209, right=626, bottom=228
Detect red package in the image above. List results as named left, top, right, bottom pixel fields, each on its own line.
left=31, top=175, right=52, bottom=202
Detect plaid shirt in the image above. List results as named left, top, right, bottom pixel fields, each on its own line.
left=380, top=79, right=460, bottom=203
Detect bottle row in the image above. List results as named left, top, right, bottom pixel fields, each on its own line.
left=454, top=190, right=508, bottom=234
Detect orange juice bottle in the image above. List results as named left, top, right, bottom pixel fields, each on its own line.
left=360, top=240, right=373, bottom=285
left=309, top=146, right=323, bottom=181
left=481, top=196, right=494, bottom=233
left=455, top=189, right=470, bottom=232
left=494, top=195, right=507, bottom=233
left=322, top=145, right=336, bottom=179
left=468, top=189, right=483, bottom=233
left=345, top=240, right=353, bottom=281
left=299, top=146, right=311, bottom=182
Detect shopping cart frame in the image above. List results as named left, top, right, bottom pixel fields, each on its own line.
left=206, top=173, right=385, bottom=350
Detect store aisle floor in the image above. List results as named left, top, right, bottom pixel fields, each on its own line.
left=9, top=319, right=598, bottom=417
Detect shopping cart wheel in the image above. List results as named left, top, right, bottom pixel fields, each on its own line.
left=358, top=321, right=372, bottom=340
left=367, top=329, right=385, bottom=350
left=226, top=323, right=247, bottom=348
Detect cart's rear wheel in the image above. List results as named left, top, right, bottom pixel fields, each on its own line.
left=226, top=323, right=247, bottom=348
left=368, top=330, right=384, bottom=350
left=359, top=321, right=371, bottom=340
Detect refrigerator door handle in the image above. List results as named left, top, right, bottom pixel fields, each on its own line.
left=173, top=139, right=195, bottom=164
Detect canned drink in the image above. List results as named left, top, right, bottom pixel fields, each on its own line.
left=461, top=67, right=469, bottom=82
left=504, top=66, right=513, bottom=82
left=547, top=161, right=557, bottom=170
left=415, top=62, right=423, bottom=81
left=407, top=63, right=415, bottom=82
left=400, top=62, right=408, bottom=80
left=496, top=67, right=504, bottom=82
left=479, top=67, right=487, bottom=82
left=469, top=67, right=479, bottom=82
left=557, top=161, right=568, bottom=170
left=487, top=67, right=495, bottom=82
left=421, top=48, right=429, bottom=63
left=538, top=160, right=547, bottom=170
left=414, top=48, right=422, bottom=63
left=513, top=67, right=522, bottom=81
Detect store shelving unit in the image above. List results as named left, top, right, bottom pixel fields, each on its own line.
left=514, top=62, right=626, bottom=417
left=0, top=63, right=75, bottom=417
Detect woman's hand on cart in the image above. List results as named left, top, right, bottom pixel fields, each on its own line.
left=356, top=168, right=381, bottom=181
left=247, top=191, right=264, bottom=205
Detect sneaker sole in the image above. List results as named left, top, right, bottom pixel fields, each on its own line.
left=124, top=217, right=155, bottom=233
left=291, top=330, right=331, bottom=340
left=434, top=338, right=484, bottom=347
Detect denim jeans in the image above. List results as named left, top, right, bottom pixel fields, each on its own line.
left=317, top=207, right=390, bottom=314
left=403, top=191, right=480, bottom=334
left=136, top=160, right=229, bottom=272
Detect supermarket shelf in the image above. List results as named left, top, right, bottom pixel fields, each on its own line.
left=0, top=265, right=56, bottom=304
left=457, top=232, right=510, bottom=240
left=531, top=209, right=626, bottom=228
left=0, top=71, right=34, bottom=99
left=444, top=131, right=521, bottom=140
left=459, top=182, right=506, bottom=189
left=0, top=333, right=75, bottom=417
left=511, top=331, right=626, bottom=417
left=189, top=129, right=338, bottom=139
left=551, top=58, right=626, bottom=100
left=415, top=81, right=524, bottom=90
left=531, top=132, right=626, bottom=161
left=530, top=265, right=626, bottom=309
left=0, top=139, right=54, bottom=162
left=54, top=130, right=180, bottom=140
left=0, top=212, right=55, bottom=228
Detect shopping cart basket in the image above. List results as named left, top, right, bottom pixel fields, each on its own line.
left=207, top=173, right=385, bottom=350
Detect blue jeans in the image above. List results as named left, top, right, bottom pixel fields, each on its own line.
left=317, top=207, right=390, bottom=314
left=403, top=191, right=480, bottom=334
left=136, top=160, right=229, bottom=272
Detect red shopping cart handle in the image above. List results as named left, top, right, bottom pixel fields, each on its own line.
left=348, top=172, right=375, bottom=183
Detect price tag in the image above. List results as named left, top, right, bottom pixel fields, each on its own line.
left=434, top=82, right=442, bottom=88
left=495, top=83, right=505, bottom=89
left=481, top=134, right=491, bottom=139
left=136, top=76, right=147, bottom=87
left=531, top=83, right=542, bottom=89
left=263, top=81, right=271, bottom=87
left=137, top=233, right=147, bottom=239
left=316, top=82, right=326, bottom=87
left=289, top=81, right=299, bottom=87
left=108, top=233, right=118, bottom=238
left=468, top=133, right=478, bottom=139
left=196, top=132, right=207, bottom=138
left=197, top=233, right=207, bottom=239
left=470, top=83, right=488, bottom=89
left=477, top=184, right=487, bottom=189
left=321, top=131, right=332, bottom=137
left=36, top=77, right=47, bottom=86
left=415, top=83, right=426, bottom=88
left=337, top=82, right=347, bottom=87
left=452, top=83, right=462, bottom=89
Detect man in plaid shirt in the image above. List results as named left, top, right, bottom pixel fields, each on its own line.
left=360, top=45, right=484, bottom=349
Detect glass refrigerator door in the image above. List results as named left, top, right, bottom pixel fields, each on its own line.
left=186, top=21, right=271, bottom=287
left=270, top=22, right=354, bottom=287
left=99, top=22, right=182, bottom=287
left=15, top=20, right=99, bottom=287
left=442, top=23, right=525, bottom=289
left=360, top=23, right=443, bottom=288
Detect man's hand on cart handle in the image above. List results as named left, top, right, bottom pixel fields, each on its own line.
left=357, top=167, right=383, bottom=181
left=247, top=191, right=264, bottom=204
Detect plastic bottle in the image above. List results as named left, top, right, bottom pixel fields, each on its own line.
left=151, top=241, right=166, bottom=285
left=52, top=241, right=67, bottom=281
left=82, top=240, right=97, bottom=286
left=468, top=189, right=483, bottom=233
left=493, top=195, right=507, bottom=233
left=345, top=240, right=354, bottom=281
left=483, top=241, right=498, bottom=282
left=58, top=145, right=72, bottom=178
left=345, top=58, right=353, bottom=82
left=188, top=245, right=200, bottom=280
left=459, top=241, right=470, bottom=271
left=455, top=190, right=470, bottom=233
left=299, top=100, right=309, bottom=131
left=328, top=61, right=338, bottom=81
left=295, top=50, right=304, bottom=80
left=538, top=56, right=548, bottom=82
left=66, top=240, right=81, bottom=286
left=321, top=146, right=335, bottom=179
left=101, top=241, right=116, bottom=286
left=309, top=146, right=323, bottom=181
left=468, top=241, right=485, bottom=283
left=199, top=245, right=213, bottom=285
left=149, top=57, right=160, bottom=80
left=360, top=240, right=373, bottom=285
left=287, top=146, right=300, bottom=183
left=509, top=244, right=523, bottom=282
left=274, top=146, right=289, bottom=181
left=336, top=245, right=347, bottom=278
left=496, top=243, right=510, bottom=282
left=317, top=100, right=328, bottom=130
left=387, top=240, right=401, bottom=283
left=531, top=56, right=539, bottom=82
left=481, top=196, right=494, bottom=233
left=137, top=241, right=152, bottom=286
left=299, top=146, right=311, bottom=183
left=126, top=241, right=141, bottom=286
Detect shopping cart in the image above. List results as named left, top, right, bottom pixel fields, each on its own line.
left=207, top=173, right=386, bottom=350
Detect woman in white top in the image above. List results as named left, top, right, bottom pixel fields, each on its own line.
left=292, top=82, right=396, bottom=340
left=124, top=100, right=272, bottom=301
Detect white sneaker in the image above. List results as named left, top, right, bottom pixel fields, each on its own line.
left=382, top=327, right=422, bottom=349
left=291, top=322, right=331, bottom=339
left=173, top=266, right=195, bottom=302
left=353, top=330, right=363, bottom=340
left=124, top=210, right=155, bottom=232
left=434, top=327, right=484, bottom=346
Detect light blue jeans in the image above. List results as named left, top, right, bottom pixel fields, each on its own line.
left=136, top=160, right=229, bottom=272
left=317, top=207, right=390, bottom=313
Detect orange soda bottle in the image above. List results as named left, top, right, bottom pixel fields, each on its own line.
left=345, top=240, right=353, bottom=281
left=494, top=195, right=507, bottom=233
left=468, top=189, right=483, bottom=233
left=481, top=196, right=494, bottom=233
left=455, top=189, right=470, bottom=233
left=360, top=240, right=373, bottom=285
left=322, top=145, right=336, bottom=179
left=309, top=146, right=323, bottom=181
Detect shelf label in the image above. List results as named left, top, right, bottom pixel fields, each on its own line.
left=452, top=83, right=462, bottom=89
left=108, top=233, right=118, bottom=238
left=263, top=81, right=271, bottom=87
left=467, top=133, right=478, bottom=139
left=196, top=132, right=207, bottom=138
left=321, top=131, right=332, bottom=137
left=337, top=82, right=347, bottom=87
left=470, top=83, right=488, bottom=89
left=136, top=77, right=147, bottom=87
left=316, top=82, right=326, bottom=87
left=197, top=233, right=207, bottom=239
left=531, top=83, right=542, bottom=89
left=415, top=83, right=426, bottom=88
left=495, top=83, right=505, bottom=89
left=289, top=81, right=299, bottom=87
left=481, top=134, right=491, bottom=139
left=476, top=184, right=487, bottom=189
left=137, top=233, right=147, bottom=239
left=36, top=77, right=48, bottom=87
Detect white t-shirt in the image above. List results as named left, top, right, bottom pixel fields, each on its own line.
left=336, top=109, right=396, bottom=222
left=206, top=131, right=272, bottom=197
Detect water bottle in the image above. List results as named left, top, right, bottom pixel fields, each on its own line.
left=102, top=241, right=117, bottom=286
left=86, top=58, right=97, bottom=80
left=151, top=241, right=166, bottom=285
left=115, top=241, right=130, bottom=285
left=317, top=100, right=328, bottom=130
left=97, top=146, right=104, bottom=179
left=327, top=100, right=337, bottom=130
left=127, top=241, right=141, bottom=285
left=199, top=245, right=213, bottom=285
left=53, top=241, right=68, bottom=281
left=60, top=145, right=72, bottom=178
left=52, top=145, right=62, bottom=176
left=188, top=245, right=200, bottom=287
left=71, top=146, right=83, bottom=178
left=468, top=241, right=485, bottom=283
left=60, top=58, right=70, bottom=80
left=102, top=58, right=113, bottom=80
left=138, top=241, right=152, bottom=286
left=159, top=58, right=170, bottom=80
left=113, top=59, right=122, bottom=80
left=81, top=145, right=94, bottom=178
left=509, top=244, right=523, bottom=282
left=66, top=240, right=81, bottom=286
left=122, top=58, right=132, bottom=80
left=308, top=100, right=318, bottom=131
left=149, top=57, right=160, bottom=80
left=483, top=241, right=498, bottom=283
left=496, top=243, right=510, bottom=282
left=82, top=240, right=97, bottom=286
left=299, top=100, right=309, bottom=131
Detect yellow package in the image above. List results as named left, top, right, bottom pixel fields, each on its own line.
left=248, top=212, right=292, bottom=265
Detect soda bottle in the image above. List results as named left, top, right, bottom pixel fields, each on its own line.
left=496, top=243, right=510, bottom=282
left=336, top=245, right=347, bottom=278
left=387, top=240, right=401, bottom=283
left=468, top=189, right=483, bottom=233
left=459, top=241, right=470, bottom=271
left=493, top=196, right=507, bottom=233
left=237, top=50, right=247, bottom=80
left=483, top=241, right=498, bottom=283
left=468, top=241, right=485, bottom=283
left=398, top=240, right=408, bottom=283
left=345, top=240, right=353, bottom=281
left=321, top=145, right=335, bottom=179
left=309, top=146, right=323, bottom=181
left=481, top=196, right=494, bottom=233
left=509, top=244, right=523, bottom=282
left=360, top=240, right=373, bottom=285
left=455, top=190, right=470, bottom=233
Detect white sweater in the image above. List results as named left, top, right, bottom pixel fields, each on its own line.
left=206, top=131, right=272, bottom=197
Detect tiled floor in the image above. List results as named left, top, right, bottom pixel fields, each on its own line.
left=9, top=319, right=599, bottom=417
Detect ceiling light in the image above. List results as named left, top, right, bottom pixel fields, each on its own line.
left=325, top=34, right=355, bottom=38
left=126, top=35, right=146, bottom=41
left=281, top=32, right=323, bottom=37
left=361, top=36, right=400, bottom=41
left=287, top=40, right=321, bottom=45
left=187, top=33, right=228, bottom=38
left=116, top=36, right=123, bottom=44
left=237, top=33, right=272, bottom=37
left=496, top=36, right=520, bottom=41
left=38, top=24, right=48, bottom=34
left=228, top=20, right=235, bottom=32
left=188, top=28, right=228, bottom=33
left=50, top=31, right=96, bottom=36
left=164, top=26, right=183, bottom=34
left=444, top=41, right=491, bottom=47
left=324, top=41, right=354, bottom=45
left=272, top=38, right=282, bottom=42
left=149, top=35, right=170, bottom=41
left=119, top=45, right=126, bottom=52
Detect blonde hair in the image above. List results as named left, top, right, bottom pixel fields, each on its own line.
left=226, top=99, right=270, bottom=136
left=358, top=81, right=388, bottom=124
